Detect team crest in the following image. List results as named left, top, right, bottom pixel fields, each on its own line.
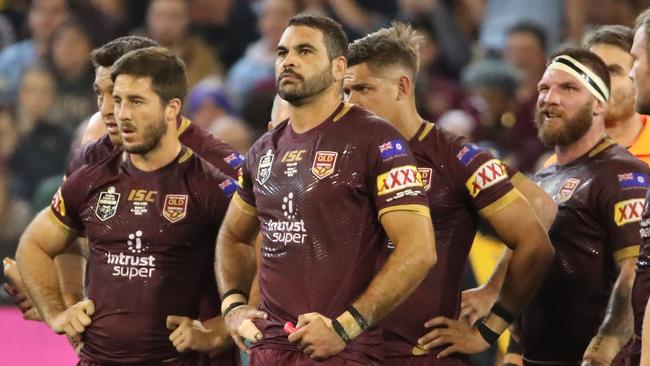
left=95, top=186, right=121, bottom=221
left=257, top=149, right=274, bottom=185
left=162, top=194, right=188, bottom=223
left=312, top=151, right=337, bottom=179
left=418, top=168, right=432, bottom=191
left=555, top=178, right=581, bottom=204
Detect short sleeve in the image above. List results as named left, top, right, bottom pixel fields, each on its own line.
left=233, top=149, right=257, bottom=217
left=369, top=125, right=429, bottom=219
left=48, top=173, right=85, bottom=233
left=598, top=169, right=649, bottom=261
left=453, top=143, right=517, bottom=217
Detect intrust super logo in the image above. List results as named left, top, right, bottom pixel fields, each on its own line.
left=377, top=165, right=423, bottom=196
left=466, top=159, right=508, bottom=197
left=263, top=192, right=307, bottom=257
left=106, top=230, right=156, bottom=279
left=614, top=198, right=645, bottom=226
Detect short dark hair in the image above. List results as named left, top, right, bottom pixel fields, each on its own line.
left=583, top=25, right=633, bottom=52
left=287, top=14, right=348, bottom=59
left=548, top=47, right=611, bottom=95
left=91, top=36, right=159, bottom=68
left=111, top=47, right=187, bottom=103
left=508, top=21, right=547, bottom=53
left=348, top=22, right=422, bottom=77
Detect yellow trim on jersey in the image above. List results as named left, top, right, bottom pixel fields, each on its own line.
left=510, top=171, right=526, bottom=185
left=418, top=122, right=435, bottom=141
left=233, top=192, right=257, bottom=217
left=613, top=245, right=640, bottom=262
left=47, top=208, right=82, bottom=235
left=177, top=116, right=192, bottom=136
left=588, top=137, right=615, bottom=158
left=178, top=148, right=194, bottom=164
left=378, top=204, right=430, bottom=220
left=333, top=103, right=353, bottom=122
left=479, top=188, right=521, bottom=218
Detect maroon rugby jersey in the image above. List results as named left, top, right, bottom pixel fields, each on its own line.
left=49, top=147, right=234, bottom=363
left=66, top=116, right=243, bottom=178
left=379, top=122, right=518, bottom=361
left=235, top=103, right=430, bottom=364
left=631, top=189, right=650, bottom=353
left=522, top=138, right=649, bottom=365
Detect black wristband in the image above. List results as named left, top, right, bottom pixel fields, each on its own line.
left=476, top=321, right=500, bottom=344
left=222, top=289, right=248, bottom=302
left=222, top=301, right=245, bottom=317
left=331, top=319, right=351, bottom=344
left=491, top=302, right=515, bottom=323
left=346, top=306, right=369, bottom=331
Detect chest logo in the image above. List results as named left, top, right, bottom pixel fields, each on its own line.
left=162, top=194, right=188, bottom=223
left=312, top=151, right=338, bottom=179
left=555, top=178, right=581, bottom=204
left=95, top=186, right=121, bottom=221
left=257, top=149, right=275, bottom=185
left=418, top=168, right=433, bottom=191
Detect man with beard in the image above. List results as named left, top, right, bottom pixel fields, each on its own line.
left=16, top=47, right=235, bottom=365
left=343, top=22, right=555, bottom=366
left=4, top=36, right=244, bottom=363
left=215, top=14, right=437, bottom=365
left=543, top=25, right=650, bottom=167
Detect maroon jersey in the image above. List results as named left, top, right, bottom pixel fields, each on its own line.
left=49, top=147, right=234, bottom=363
left=632, top=189, right=650, bottom=340
left=66, top=116, right=243, bottom=179
left=522, top=139, right=648, bottom=365
left=235, top=103, right=430, bottom=364
left=379, top=122, right=518, bottom=361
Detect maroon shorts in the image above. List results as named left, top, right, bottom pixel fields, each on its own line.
left=210, top=348, right=240, bottom=366
left=384, top=355, right=470, bottom=366
left=612, top=336, right=641, bottom=366
left=77, top=353, right=210, bottom=366
left=250, top=348, right=370, bottom=366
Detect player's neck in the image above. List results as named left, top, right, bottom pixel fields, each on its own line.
left=393, top=100, right=423, bottom=141
left=288, top=85, right=343, bottom=134
left=555, top=121, right=606, bottom=165
left=129, top=133, right=183, bottom=172
left=606, top=113, right=643, bottom=148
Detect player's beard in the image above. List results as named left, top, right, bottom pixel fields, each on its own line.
left=605, top=86, right=635, bottom=128
left=122, top=117, right=168, bottom=155
left=535, top=101, right=593, bottom=146
left=277, top=64, right=334, bottom=105
left=635, top=83, right=650, bottom=116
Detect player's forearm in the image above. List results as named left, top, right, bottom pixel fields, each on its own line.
left=215, top=229, right=256, bottom=297
left=353, top=233, right=436, bottom=326
left=483, top=248, right=511, bottom=294
left=54, top=253, right=86, bottom=307
left=16, top=239, right=68, bottom=323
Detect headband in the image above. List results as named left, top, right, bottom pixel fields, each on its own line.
left=547, top=55, right=610, bottom=102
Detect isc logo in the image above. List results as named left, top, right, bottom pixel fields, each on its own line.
left=614, top=199, right=645, bottom=226
left=282, top=150, right=306, bottom=163
left=128, top=189, right=157, bottom=202
left=466, top=159, right=507, bottom=197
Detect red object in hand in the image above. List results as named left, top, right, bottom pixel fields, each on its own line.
left=283, top=321, right=298, bottom=334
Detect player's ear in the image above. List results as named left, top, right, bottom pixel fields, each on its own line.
left=396, top=75, right=411, bottom=101
left=332, top=56, right=347, bottom=82
left=593, top=98, right=607, bottom=116
left=165, top=98, right=182, bottom=121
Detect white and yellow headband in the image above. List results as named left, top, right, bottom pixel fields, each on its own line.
left=547, top=55, right=610, bottom=103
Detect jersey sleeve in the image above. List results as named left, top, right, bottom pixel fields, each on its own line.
left=233, top=148, right=257, bottom=217
left=48, top=171, right=85, bottom=233
left=452, top=142, right=518, bottom=218
left=597, top=167, right=650, bottom=261
left=65, top=143, right=89, bottom=177
left=368, top=123, right=429, bottom=219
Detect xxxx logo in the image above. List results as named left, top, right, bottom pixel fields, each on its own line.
left=466, top=159, right=508, bottom=198
left=377, top=165, right=423, bottom=196
left=614, top=198, right=645, bottom=226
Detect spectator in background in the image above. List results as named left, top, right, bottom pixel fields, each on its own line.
left=0, top=0, right=70, bottom=104
left=227, top=0, right=299, bottom=110
left=8, top=65, right=71, bottom=202
left=145, top=0, right=222, bottom=89
left=208, top=117, right=253, bottom=154
left=187, top=76, right=237, bottom=129
left=503, top=22, right=550, bottom=172
left=0, top=161, right=31, bottom=267
left=45, top=19, right=96, bottom=132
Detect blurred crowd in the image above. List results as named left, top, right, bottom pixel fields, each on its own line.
left=1, top=0, right=649, bottom=271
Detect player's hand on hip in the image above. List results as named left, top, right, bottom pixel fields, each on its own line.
left=288, top=312, right=346, bottom=361
left=3, top=257, right=42, bottom=321
left=460, top=285, right=497, bottom=325
left=419, top=316, right=490, bottom=358
left=48, top=299, right=95, bottom=339
left=166, top=315, right=216, bottom=353
left=224, top=304, right=267, bottom=353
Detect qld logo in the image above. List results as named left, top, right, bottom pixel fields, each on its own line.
left=162, top=194, right=188, bottom=223
left=312, top=151, right=337, bottom=179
